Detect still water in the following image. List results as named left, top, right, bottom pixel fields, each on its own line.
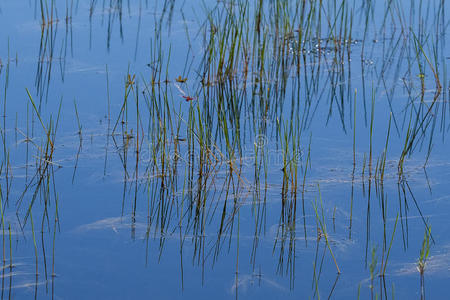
left=0, top=1, right=449, bottom=299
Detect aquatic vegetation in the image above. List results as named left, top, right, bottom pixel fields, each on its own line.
left=0, top=0, right=448, bottom=298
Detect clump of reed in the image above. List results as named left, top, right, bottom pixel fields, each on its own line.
left=1, top=0, right=448, bottom=298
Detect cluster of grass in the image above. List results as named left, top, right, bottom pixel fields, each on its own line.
left=0, top=0, right=447, bottom=298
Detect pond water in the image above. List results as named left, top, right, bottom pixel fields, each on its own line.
left=0, top=0, right=449, bottom=299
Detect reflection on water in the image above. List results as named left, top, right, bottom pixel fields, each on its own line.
left=0, top=0, right=449, bottom=299
left=396, top=244, right=450, bottom=276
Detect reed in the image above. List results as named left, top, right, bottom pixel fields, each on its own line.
left=312, top=184, right=340, bottom=274
left=0, top=1, right=447, bottom=298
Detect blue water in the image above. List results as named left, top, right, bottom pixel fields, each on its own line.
left=0, top=0, right=449, bottom=299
